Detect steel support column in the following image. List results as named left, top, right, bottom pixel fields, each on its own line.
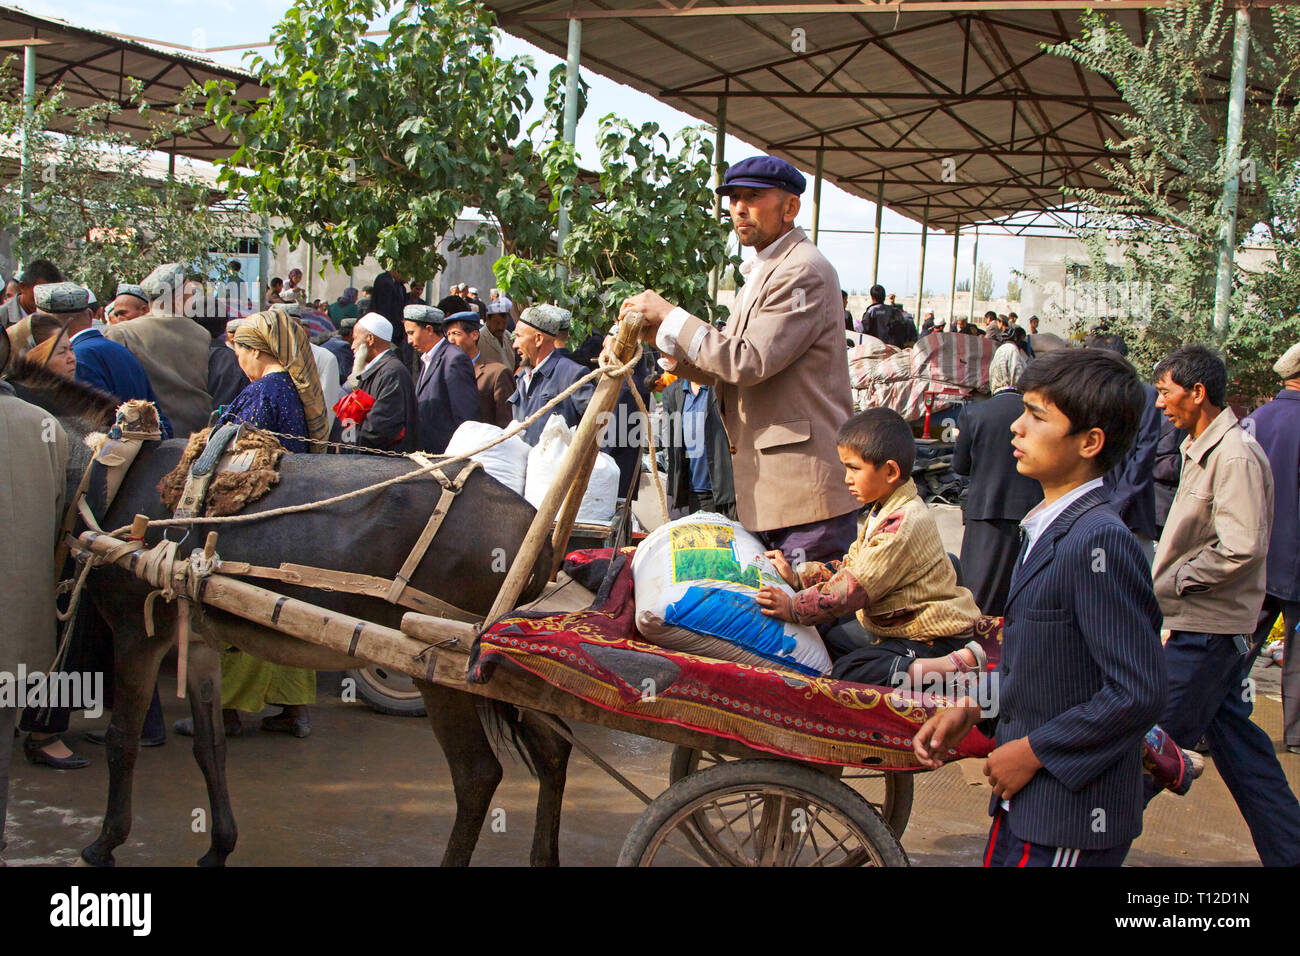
left=968, top=227, right=980, bottom=324
left=915, top=200, right=930, bottom=321
left=18, top=44, right=37, bottom=260
left=870, top=179, right=884, bottom=286
left=708, top=94, right=728, bottom=302
left=1213, top=5, right=1251, bottom=335
left=948, top=225, right=960, bottom=329
left=557, top=17, right=583, bottom=283
left=258, top=218, right=271, bottom=311
left=811, top=147, right=824, bottom=245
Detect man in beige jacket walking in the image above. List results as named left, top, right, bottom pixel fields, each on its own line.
left=1149, top=344, right=1300, bottom=866
left=620, top=155, right=859, bottom=562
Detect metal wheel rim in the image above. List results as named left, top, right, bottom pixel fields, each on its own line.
left=354, top=665, right=421, bottom=701
left=686, top=749, right=895, bottom=818
left=639, top=783, right=889, bottom=867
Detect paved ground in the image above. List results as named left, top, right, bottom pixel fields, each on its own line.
left=4, top=501, right=1296, bottom=866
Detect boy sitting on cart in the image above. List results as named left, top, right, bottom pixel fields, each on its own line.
left=755, top=407, right=989, bottom=691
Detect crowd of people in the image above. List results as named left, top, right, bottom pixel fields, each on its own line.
left=2, top=150, right=1299, bottom=867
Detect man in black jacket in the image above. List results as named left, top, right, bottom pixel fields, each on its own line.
left=349, top=313, right=418, bottom=453
left=952, top=351, right=1043, bottom=615
left=862, top=284, right=893, bottom=342
left=370, top=268, right=410, bottom=358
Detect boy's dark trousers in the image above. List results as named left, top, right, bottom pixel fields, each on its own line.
left=1144, top=630, right=1300, bottom=866
left=984, top=808, right=1129, bottom=867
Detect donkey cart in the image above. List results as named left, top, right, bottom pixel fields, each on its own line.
left=59, top=313, right=988, bottom=867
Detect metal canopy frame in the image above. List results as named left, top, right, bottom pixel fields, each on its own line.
left=487, top=0, right=1280, bottom=234
left=0, top=4, right=265, bottom=163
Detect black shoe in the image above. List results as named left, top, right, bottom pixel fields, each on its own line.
left=173, top=717, right=240, bottom=738
left=84, top=729, right=166, bottom=747
left=22, top=734, right=90, bottom=770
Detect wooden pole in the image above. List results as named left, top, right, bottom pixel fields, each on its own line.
left=492, top=312, right=644, bottom=622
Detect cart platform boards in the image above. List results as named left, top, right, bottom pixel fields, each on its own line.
left=470, top=548, right=996, bottom=772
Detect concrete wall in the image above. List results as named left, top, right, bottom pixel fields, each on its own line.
left=1022, top=236, right=1278, bottom=334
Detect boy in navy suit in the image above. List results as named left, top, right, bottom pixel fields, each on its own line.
left=915, top=349, right=1166, bottom=866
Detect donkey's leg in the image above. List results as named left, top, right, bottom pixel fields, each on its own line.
left=80, top=616, right=171, bottom=867
left=516, top=710, right=572, bottom=868
left=186, top=638, right=237, bottom=867
left=416, top=681, right=502, bottom=867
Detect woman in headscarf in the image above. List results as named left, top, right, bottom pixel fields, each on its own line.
left=950, top=342, right=1042, bottom=616
left=327, top=286, right=360, bottom=327
left=175, top=310, right=324, bottom=740
left=25, top=314, right=77, bottom=380
left=222, top=308, right=330, bottom=453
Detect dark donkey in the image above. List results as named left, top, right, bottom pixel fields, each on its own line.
left=8, top=362, right=575, bottom=866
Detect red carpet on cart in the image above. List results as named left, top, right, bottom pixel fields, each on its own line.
left=469, top=548, right=995, bottom=771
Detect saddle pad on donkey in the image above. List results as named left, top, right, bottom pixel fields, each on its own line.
left=469, top=548, right=995, bottom=772
left=158, top=426, right=285, bottom=517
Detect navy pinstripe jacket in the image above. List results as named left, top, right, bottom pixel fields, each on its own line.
left=992, top=488, right=1166, bottom=849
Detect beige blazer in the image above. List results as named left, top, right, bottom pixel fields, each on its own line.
left=1153, top=407, right=1273, bottom=634
left=0, top=392, right=69, bottom=675
left=669, top=228, right=858, bottom=532
left=105, top=313, right=213, bottom=437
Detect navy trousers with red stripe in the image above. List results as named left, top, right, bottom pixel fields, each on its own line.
left=984, top=808, right=1131, bottom=867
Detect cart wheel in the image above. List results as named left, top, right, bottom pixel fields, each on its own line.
left=346, top=666, right=426, bottom=717
left=668, top=745, right=914, bottom=838
left=619, top=759, right=908, bottom=867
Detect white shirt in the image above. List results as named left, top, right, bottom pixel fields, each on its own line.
left=1017, top=476, right=1105, bottom=563
left=655, top=227, right=800, bottom=362
left=419, top=337, right=447, bottom=383
left=310, top=343, right=341, bottom=428
left=518, top=348, right=554, bottom=393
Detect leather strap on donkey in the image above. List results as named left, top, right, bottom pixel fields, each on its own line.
left=174, top=422, right=244, bottom=520
left=213, top=459, right=484, bottom=623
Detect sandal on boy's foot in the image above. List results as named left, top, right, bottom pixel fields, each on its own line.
left=172, top=717, right=241, bottom=738
left=261, top=714, right=311, bottom=738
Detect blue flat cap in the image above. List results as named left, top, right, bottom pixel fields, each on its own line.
left=443, top=310, right=480, bottom=329
left=716, top=155, right=806, bottom=197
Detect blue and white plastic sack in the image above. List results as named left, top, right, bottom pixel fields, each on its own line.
left=631, top=513, right=832, bottom=676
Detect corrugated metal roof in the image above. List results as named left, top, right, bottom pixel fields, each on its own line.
left=487, top=0, right=1247, bottom=233
left=1, top=4, right=265, bottom=162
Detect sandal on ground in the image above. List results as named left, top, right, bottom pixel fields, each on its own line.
left=172, top=717, right=241, bottom=738
left=22, top=733, right=90, bottom=770
left=260, top=713, right=311, bottom=738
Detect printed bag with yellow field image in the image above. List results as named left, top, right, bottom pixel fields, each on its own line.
left=631, top=513, right=832, bottom=676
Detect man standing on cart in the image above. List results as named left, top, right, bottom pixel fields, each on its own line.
left=620, top=155, right=859, bottom=562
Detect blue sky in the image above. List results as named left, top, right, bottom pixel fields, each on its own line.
left=14, top=0, right=1026, bottom=296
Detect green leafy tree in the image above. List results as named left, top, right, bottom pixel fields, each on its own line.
left=1048, top=3, right=1300, bottom=398
left=494, top=65, right=735, bottom=338
left=1005, top=276, right=1021, bottom=302
left=0, top=69, right=248, bottom=300
left=974, top=261, right=994, bottom=301
left=204, top=0, right=544, bottom=280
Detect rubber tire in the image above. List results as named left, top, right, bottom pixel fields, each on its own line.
left=668, top=745, right=914, bottom=838
left=620, top=758, right=909, bottom=867
left=347, top=665, right=427, bottom=717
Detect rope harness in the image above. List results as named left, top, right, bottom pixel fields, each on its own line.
left=56, top=325, right=672, bottom=698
